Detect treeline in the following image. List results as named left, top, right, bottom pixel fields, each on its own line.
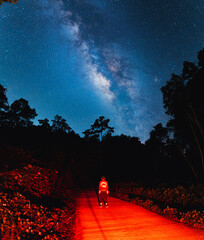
left=0, top=48, right=204, bottom=186
left=146, top=48, right=204, bottom=183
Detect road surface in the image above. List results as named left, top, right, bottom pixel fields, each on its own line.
left=74, top=190, right=204, bottom=240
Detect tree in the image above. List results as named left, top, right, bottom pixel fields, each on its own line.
left=51, top=115, right=72, bottom=134
left=161, top=48, right=204, bottom=181
left=145, top=123, right=170, bottom=179
left=84, top=116, right=114, bottom=141
left=0, top=84, right=9, bottom=126
left=82, top=129, right=99, bottom=141
left=38, top=118, right=51, bottom=129
left=0, top=0, right=17, bottom=5
left=0, top=84, right=8, bottom=111
left=8, top=98, right=37, bottom=127
left=92, top=116, right=114, bottom=141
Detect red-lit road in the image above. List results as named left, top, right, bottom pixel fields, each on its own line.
left=74, top=190, right=204, bottom=240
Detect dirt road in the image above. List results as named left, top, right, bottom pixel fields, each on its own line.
left=74, top=190, right=204, bottom=240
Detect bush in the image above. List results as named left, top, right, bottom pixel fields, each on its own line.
left=0, top=146, right=31, bottom=171
left=0, top=165, right=57, bottom=197
left=0, top=165, right=75, bottom=239
left=180, top=210, right=204, bottom=228
left=111, top=182, right=204, bottom=228
left=163, top=206, right=178, bottom=220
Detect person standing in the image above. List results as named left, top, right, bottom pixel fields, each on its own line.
left=98, top=176, right=109, bottom=208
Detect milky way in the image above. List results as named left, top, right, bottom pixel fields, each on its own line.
left=0, top=0, right=203, bottom=141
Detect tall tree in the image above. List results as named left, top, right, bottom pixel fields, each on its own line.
left=8, top=98, right=37, bottom=127
left=161, top=48, right=204, bottom=180
left=91, top=116, right=114, bottom=141
left=0, top=84, right=9, bottom=126
left=0, top=84, right=8, bottom=111
left=51, top=115, right=72, bottom=134
left=145, top=123, right=170, bottom=179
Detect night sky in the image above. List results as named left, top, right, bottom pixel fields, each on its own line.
left=0, top=0, right=203, bottom=142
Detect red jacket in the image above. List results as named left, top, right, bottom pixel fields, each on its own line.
left=99, top=180, right=109, bottom=191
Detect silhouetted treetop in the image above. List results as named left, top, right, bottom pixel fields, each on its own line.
left=82, top=129, right=99, bottom=141
left=83, top=116, right=114, bottom=141
left=160, top=48, right=204, bottom=180
left=198, top=48, right=204, bottom=68
left=0, top=84, right=9, bottom=127
left=51, top=115, right=72, bottom=134
left=148, top=123, right=169, bottom=144
left=9, top=98, right=37, bottom=127
left=0, top=84, right=8, bottom=112
left=38, top=118, right=51, bottom=129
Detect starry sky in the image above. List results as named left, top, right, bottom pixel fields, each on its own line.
left=0, top=0, right=203, bottom=142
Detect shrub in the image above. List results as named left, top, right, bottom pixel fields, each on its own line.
left=163, top=206, right=178, bottom=220
left=0, top=146, right=31, bottom=171
left=0, top=165, right=75, bottom=239
left=111, top=182, right=204, bottom=228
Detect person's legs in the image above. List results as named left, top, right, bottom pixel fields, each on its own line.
left=99, top=192, right=102, bottom=206
left=105, top=192, right=108, bottom=207
left=102, top=192, right=108, bottom=207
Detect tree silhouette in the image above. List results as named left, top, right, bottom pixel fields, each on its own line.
left=51, top=115, right=72, bottom=134
left=0, top=84, right=9, bottom=126
left=8, top=98, right=37, bottom=127
left=145, top=123, right=169, bottom=178
left=85, top=116, right=114, bottom=141
left=38, top=118, right=51, bottom=129
left=161, top=48, right=204, bottom=181
left=0, top=84, right=8, bottom=111
left=92, top=116, right=114, bottom=141
left=82, top=129, right=99, bottom=141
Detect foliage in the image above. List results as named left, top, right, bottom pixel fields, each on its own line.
left=112, top=182, right=204, bottom=228
left=0, top=165, right=58, bottom=196
left=0, top=84, right=8, bottom=112
left=145, top=123, right=171, bottom=180
left=8, top=98, right=37, bottom=128
left=0, top=145, right=31, bottom=171
left=0, top=50, right=203, bottom=186
left=0, top=84, right=9, bottom=127
left=160, top=48, right=204, bottom=181
left=0, top=165, right=75, bottom=239
left=51, top=115, right=72, bottom=134
left=83, top=116, right=114, bottom=141
left=38, top=118, right=51, bottom=130
left=82, top=129, right=99, bottom=141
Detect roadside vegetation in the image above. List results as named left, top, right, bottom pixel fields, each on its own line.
left=0, top=156, right=75, bottom=239
left=111, top=182, right=204, bottom=229
left=0, top=11, right=204, bottom=235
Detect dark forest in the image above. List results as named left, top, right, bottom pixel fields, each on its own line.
left=1, top=48, right=204, bottom=186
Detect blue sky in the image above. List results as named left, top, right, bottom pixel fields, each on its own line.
left=0, top=0, right=203, bottom=141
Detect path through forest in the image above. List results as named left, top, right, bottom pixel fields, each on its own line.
left=74, top=190, right=204, bottom=240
